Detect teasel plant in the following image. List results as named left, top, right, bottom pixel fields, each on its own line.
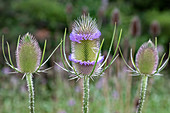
left=54, top=15, right=122, bottom=113
left=2, top=33, right=62, bottom=113
left=119, top=38, right=170, bottom=113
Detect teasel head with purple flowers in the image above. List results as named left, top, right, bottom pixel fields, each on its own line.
left=69, top=15, right=104, bottom=75
left=2, top=33, right=62, bottom=113
left=55, top=14, right=122, bottom=80
left=55, top=14, right=122, bottom=113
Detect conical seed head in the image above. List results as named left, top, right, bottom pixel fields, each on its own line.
left=136, top=40, right=158, bottom=74
left=16, top=33, right=41, bottom=73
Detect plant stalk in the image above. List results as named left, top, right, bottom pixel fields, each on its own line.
left=26, top=73, right=35, bottom=113
left=137, top=75, right=148, bottom=113
left=83, top=76, right=90, bottom=113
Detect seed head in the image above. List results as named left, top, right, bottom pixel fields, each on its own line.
left=135, top=40, right=158, bottom=74
left=16, top=33, right=41, bottom=73
left=130, top=16, right=141, bottom=37
left=111, top=8, right=120, bottom=25
left=150, top=20, right=160, bottom=37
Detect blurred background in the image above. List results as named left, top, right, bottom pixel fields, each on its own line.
left=0, top=0, right=170, bottom=113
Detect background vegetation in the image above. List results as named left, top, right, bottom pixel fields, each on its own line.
left=0, top=0, right=169, bottom=113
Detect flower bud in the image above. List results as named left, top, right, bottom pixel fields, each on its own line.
left=16, top=33, right=41, bottom=73
left=69, top=15, right=104, bottom=75
left=135, top=40, right=158, bottom=74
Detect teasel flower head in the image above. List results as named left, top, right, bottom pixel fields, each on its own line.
left=135, top=40, right=158, bottom=74
left=69, top=15, right=104, bottom=75
left=55, top=14, right=122, bottom=80
left=111, top=8, right=120, bottom=25
left=55, top=15, right=122, bottom=113
left=130, top=16, right=141, bottom=37
left=119, top=38, right=170, bottom=76
left=150, top=20, right=161, bottom=37
left=16, top=33, right=41, bottom=73
left=2, top=33, right=62, bottom=113
left=2, top=33, right=62, bottom=76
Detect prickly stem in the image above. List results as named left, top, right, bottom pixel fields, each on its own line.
left=137, top=75, right=148, bottom=113
left=83, top=76, right=90, bottom=113
left=26, top=73, right=35, bottom=113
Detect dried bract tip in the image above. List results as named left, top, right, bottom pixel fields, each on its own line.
left=130, top=16, right=141, bottom=37
left=16, top=33, right=41, bottom=73
left=136, top=40, right=158, bottom=74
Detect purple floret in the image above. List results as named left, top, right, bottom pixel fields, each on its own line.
left=70, top=30, right=101, bottom=43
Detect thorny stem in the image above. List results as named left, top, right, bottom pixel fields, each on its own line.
left=83, top=76, right=90, bottom=113
left=137, top=75, right=148, bottom=113
left=26, top=73, right=35, bottom=113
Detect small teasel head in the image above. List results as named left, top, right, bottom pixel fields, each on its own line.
left=135, top=40, right=158, bottom=74
left=111, top=8, right=120, bottom=25
left=69, top=15, right=104, bottom=75
left=130, top=16, right=141, bottom=37
left=150, top=20, right=161, bottom=37
left=16, top=33, right=41, bottom=73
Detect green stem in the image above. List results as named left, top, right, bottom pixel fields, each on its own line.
left=137, top=75, right=148, bottom=113
left=83, top=76, right=90, bottom=113
left=26, top=73, right=35, bottom=113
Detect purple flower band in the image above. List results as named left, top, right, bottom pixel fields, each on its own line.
left=70, top=30, right=101, bottom=43
left=69, top=54, right=104, bottom=66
